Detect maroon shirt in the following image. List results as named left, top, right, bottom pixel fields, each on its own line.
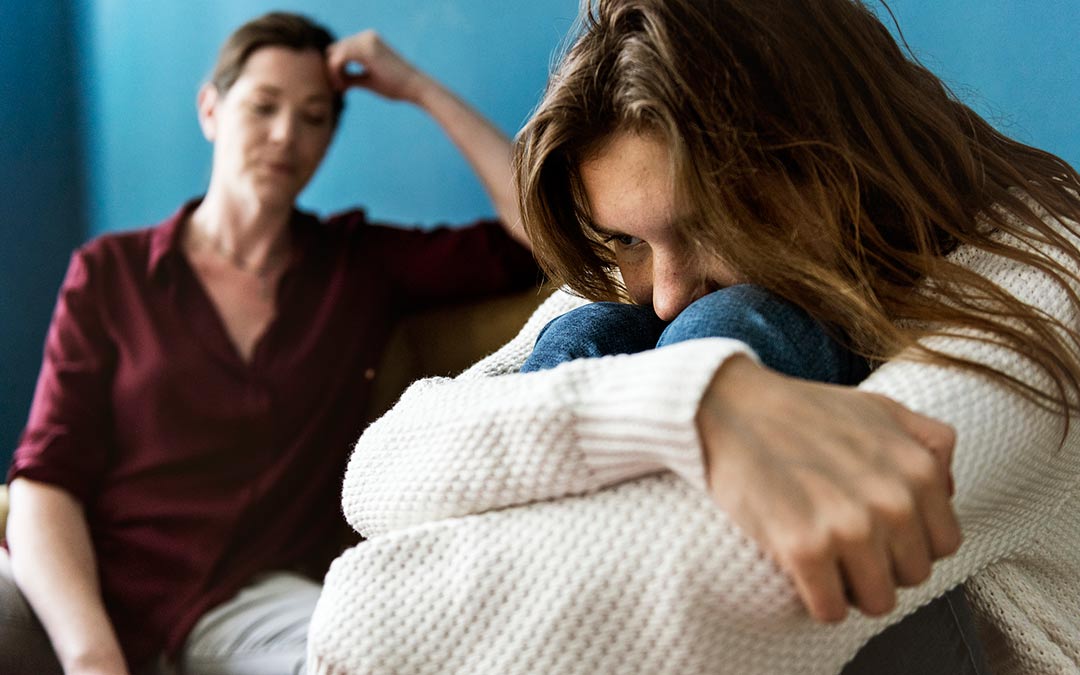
left=7, top=200, right=537, bottom=668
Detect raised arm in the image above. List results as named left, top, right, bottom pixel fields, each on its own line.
left=326, top=30, right=529, bottom=248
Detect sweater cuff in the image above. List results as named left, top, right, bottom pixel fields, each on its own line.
left=573, top=338, right=758, bottom=492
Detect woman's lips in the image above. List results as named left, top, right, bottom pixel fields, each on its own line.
left=267, top=161, right=295, bottom=174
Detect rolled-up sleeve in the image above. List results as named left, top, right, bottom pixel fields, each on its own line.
left=8, top=248, right=116, bottom=503
left=377, top=219, right=539, bottom=309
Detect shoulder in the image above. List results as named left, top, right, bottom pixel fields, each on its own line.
left=65, top=227, right=157, bottom=287
left=77, top=227, right=155, bottom=260
left=317, top=208, right=493, bottom=257
left=319, top=207, right=500, bottom=241
left=302, top=207, right=408, bottom=247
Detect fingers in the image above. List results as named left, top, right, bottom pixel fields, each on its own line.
left=779, top=509, right=902, bottom=622
left=700, top=374, right=964, bottom=624
left=777, top=528, right=896, bottom=621
left=840, top=540, right=896, bottom=617
left=915, top=462, right=963, bottom=559
left=883, top=402, right=963, bottom=558
left=884, top=508, right=934, bottom=587
left=325, top=30, right=381, bottom=92
left=786, top=548, right=849, bottom=623
left=769, top=443, right=956, bottom=622
left=325, top=30, right=420, bottom=100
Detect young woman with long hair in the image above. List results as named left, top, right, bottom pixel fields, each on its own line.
left=310, top=1, right=1080, bottom=672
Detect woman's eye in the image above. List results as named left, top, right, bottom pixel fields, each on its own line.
left=302, top=113, right=330, bottom=127
left=605, top=233, right=643, bottom=247
left=251, top=102, right=276, bottom=116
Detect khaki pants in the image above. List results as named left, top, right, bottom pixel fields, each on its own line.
left=0, top=549, right=320, bottom=675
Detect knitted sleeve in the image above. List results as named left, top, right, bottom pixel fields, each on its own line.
left=343, top=289, right=756, bottom=538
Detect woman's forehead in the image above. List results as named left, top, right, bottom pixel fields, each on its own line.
left=234, top=46, right=333, bottom=101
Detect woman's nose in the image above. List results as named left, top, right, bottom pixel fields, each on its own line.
left=650, top=255, right=707, bottom=322
left=269, top=112, right=296, bottom=144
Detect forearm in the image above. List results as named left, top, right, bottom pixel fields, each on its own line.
left=411, top=76, right=527, bottom=248
left=7, top=479, right=129, bottom=675
left=316, top=475, right=949, bottom=675
left=345, top=333, right=749, bottom=537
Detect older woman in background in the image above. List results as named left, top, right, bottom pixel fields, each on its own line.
left=1, top=12, right=534, bottom=675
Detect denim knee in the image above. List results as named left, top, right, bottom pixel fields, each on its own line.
left=521, top=302, right=667, bottom=373
left=657, top=285, right=864, bottom=384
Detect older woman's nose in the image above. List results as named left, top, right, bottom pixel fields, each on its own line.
left=269, top=112, right=297, bottom=144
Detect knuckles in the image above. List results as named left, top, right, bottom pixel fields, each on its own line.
left=896, top=448, right=943, bottom=493
left=864, top=481, right=918, bottom=530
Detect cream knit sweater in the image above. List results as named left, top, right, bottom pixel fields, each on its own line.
left=309, top=223, right=1080, bottom=674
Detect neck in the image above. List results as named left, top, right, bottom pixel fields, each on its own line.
left=187, top=187, right=293, bottom=274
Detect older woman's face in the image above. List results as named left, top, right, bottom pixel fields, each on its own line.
left=199, top=46, right=336, bottom=209
left=580, top=131, right=740, bottom=321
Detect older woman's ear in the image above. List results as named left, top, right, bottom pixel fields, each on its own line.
left=196, top=83, right=220, bottom=142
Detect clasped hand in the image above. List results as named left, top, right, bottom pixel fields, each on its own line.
left=697, top=356, right=961, bottom=623
left=326, top=30, right=429, bottom=103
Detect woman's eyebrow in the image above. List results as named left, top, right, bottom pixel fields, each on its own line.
left=252, top=84, right=283, bottom=96
left=586, top=219, right=619, bottom=237
left=587, top=215, right=693, bottom=237
left=250, top=84, right=331, bottom=106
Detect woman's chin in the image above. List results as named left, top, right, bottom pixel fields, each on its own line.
left=247, top=180, right=302, bottom=210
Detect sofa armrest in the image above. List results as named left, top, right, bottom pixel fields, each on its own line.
left=0, top=484, right=8, bottom=538
left=364, top=285, right=553, bottom=423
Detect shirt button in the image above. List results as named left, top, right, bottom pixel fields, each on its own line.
left=364, top=368, right=376, bottom=381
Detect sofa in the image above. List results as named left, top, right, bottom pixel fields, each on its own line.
left=0, top=285, right=551, bottom=543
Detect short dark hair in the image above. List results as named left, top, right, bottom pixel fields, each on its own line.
left=210, top=12, right=344, bottom=122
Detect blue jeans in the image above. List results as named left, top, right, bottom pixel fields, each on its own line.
left=522, top=286, right=990, bottom=674
left=522, top=285, right=869, bottom=382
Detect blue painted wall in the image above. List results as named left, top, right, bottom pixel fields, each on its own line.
left=886, top=0, right=1080, bottom=171
left=1, top=0, right=87, bottom=469
left=75, top=1, right=579, bottom=235
left=2, top=0, right=1079, bottom=468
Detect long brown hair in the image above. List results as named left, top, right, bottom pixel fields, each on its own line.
left=515, top=0, right=1080, bottom=415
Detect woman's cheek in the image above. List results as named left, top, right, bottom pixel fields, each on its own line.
left=617, top=256, right=653, bottom=306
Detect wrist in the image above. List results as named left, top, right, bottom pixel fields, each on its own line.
left=62, top=644, right=129, bottom=675
left=696, top=354, right=770, bottom=479
left=411, top=73, right=450, bottom=110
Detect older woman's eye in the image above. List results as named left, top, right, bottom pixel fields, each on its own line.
left=302, top=112, right=331, bottom=127
left=250, top=102, right=277, bottom=116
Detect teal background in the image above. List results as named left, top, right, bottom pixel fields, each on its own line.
left=3, top=0, right=1079, bottom=467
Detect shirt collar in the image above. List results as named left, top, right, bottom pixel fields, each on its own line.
left=147, top=199, right=200, bottom=280
left=147, top=198, right=322, bottom=281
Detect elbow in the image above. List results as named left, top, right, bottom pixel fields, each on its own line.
left=340, top=437, right=434, bottom=538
